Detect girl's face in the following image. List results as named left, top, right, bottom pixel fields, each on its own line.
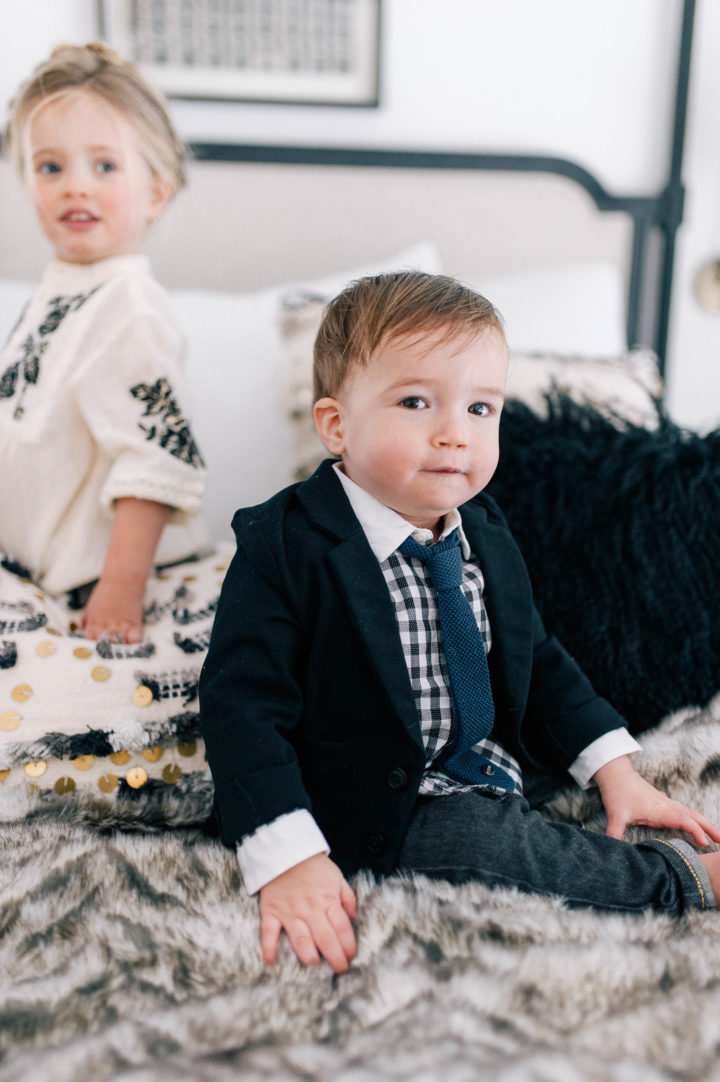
left=28, top=91, right=170, bottom=265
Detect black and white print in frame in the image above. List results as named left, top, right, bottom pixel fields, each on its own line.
left=98, top=0, right=381, bottom=106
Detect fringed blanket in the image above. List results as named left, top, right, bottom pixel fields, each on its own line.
left=0, top=547, right=231, bottom=823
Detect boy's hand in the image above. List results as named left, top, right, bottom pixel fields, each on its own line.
left=259, top=853, right=357, bottom=975
left=81, top=577, right=144, bottom=643
left=594, top=755, right=720, bottom=847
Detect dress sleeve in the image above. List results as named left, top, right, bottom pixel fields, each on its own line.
left=72, top=289, right=205, bottom=520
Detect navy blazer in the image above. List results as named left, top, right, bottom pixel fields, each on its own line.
left=199, top=459, right=626, bottom=877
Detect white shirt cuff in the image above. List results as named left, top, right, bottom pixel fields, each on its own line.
left=569, top=728, right=642, bottom=789
left=236, top=809, right=330, bottom=895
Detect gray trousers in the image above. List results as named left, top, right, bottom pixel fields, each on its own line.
left=397, top=792, right=715, bottom=916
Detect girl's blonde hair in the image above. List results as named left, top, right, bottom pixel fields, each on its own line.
left=5, top=40, right=187, bottom=195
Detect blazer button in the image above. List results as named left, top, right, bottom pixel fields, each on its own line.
left=366, top=832, right=386, bottom=855
left=481, top=763, right=495, bottom=776
left=386, top=767, right=408, bottom=790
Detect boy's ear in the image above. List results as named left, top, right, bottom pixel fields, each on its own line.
left=148, top=176, right=174, bottom=222
left=314, top=397, right=346, bottom=455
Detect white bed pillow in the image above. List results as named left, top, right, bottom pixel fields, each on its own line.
left=168, top=241, right=442, bottom=540
left=467, top=261, right=627, bottom=356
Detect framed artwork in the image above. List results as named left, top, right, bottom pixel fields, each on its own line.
left=98, top=0, right=381, bottom=106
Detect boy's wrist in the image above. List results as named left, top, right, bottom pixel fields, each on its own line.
left=236, top=809, right=330, bottom=894
left=569, top=729, right=641, bottom=789
left=592, top=754, right=635, bottom=790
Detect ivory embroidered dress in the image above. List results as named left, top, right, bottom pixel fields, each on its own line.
left=0, top=255, right=224, bottom=814
left=0, top=254, right=206, bottom=595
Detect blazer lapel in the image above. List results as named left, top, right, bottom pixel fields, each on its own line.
left=298, top=462, right=424, bottom=751
left=461, top=497, right=534, bottom=721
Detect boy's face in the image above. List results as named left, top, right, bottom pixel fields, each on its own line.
left=314, top=327, right=508, bottom=535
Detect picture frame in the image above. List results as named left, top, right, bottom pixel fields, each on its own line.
left=97, top=0, right=381, bottom=107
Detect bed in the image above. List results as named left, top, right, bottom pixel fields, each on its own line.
left=3, top=3, right=720, bottom=1079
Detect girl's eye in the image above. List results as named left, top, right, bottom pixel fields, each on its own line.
left=95, top=160, right=117, bottom=174
left=38, top=162, right=60, bottom=175
left=468, top=402, right=491, bottom=417
left=399, top=396, right=428, bottom=410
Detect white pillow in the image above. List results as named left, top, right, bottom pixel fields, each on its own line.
left=0, top=280, right=33, bottom=345
left=467, top=261, right=627, bottom=356
left=172, top=242, right=442, bottom=540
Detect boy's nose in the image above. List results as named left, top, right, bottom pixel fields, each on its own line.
left=433, top=417, right=468, bottom=448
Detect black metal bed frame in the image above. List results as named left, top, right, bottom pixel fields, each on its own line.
left=189, top=0, right=695, bottom=379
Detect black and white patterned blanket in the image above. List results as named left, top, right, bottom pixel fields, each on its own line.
left=0, top=547, right=231, bottom=820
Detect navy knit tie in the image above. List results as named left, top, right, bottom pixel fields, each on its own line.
left=399, top=529, right=510, bottom=788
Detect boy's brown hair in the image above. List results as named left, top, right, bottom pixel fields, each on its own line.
left=313, top=270, right=505, bottom=401
left=6, top=41, right=187, bottom=195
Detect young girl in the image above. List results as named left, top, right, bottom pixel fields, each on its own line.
left=0, top=43, right=221, bottom=807
left=1, top=41, right=205, bottom=644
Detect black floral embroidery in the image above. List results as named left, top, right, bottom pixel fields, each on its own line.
left=130, top=377, right=204, bottom=468
left=0, top=362, right=20, bottom=400
left=1, top=555, right=32, bottom=577
left=0, top=288, right=99, bottom=419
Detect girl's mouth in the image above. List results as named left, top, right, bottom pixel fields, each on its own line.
left=62, top=211, right=99, bottom=224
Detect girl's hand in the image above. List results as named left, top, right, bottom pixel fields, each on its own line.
left=593, top=755, right=720, bottom=847
left=80, top=497, right=169, bottom=643
left=81, top=577, right=144, bottom=642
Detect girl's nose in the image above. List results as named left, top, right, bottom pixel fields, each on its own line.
left=62, top=165, right=91, bottom=197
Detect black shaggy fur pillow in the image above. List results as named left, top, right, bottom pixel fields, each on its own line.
left=485, top=395, right=720, bottom=734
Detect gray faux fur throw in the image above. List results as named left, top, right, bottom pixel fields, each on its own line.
left=2, top=694, right=720, bottom=1082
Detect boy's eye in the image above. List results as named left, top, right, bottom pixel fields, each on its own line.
left=399, top=396, right=428, bottom=410
left=468, top=402, right=491, bottom=416
left=38, top=162, right=60, bottom=174
left=95, top=160, right=117, bottom=174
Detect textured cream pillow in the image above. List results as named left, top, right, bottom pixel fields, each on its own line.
left=282, top=296, right=331, bottom=480
left=507, top=347, right=663, bottom=427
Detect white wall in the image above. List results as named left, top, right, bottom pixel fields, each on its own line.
left=1, top=0, right=717, bottom=428
left=665, top=0, right=720, bottom=430
left=0, top=0, right=680, bottom=193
